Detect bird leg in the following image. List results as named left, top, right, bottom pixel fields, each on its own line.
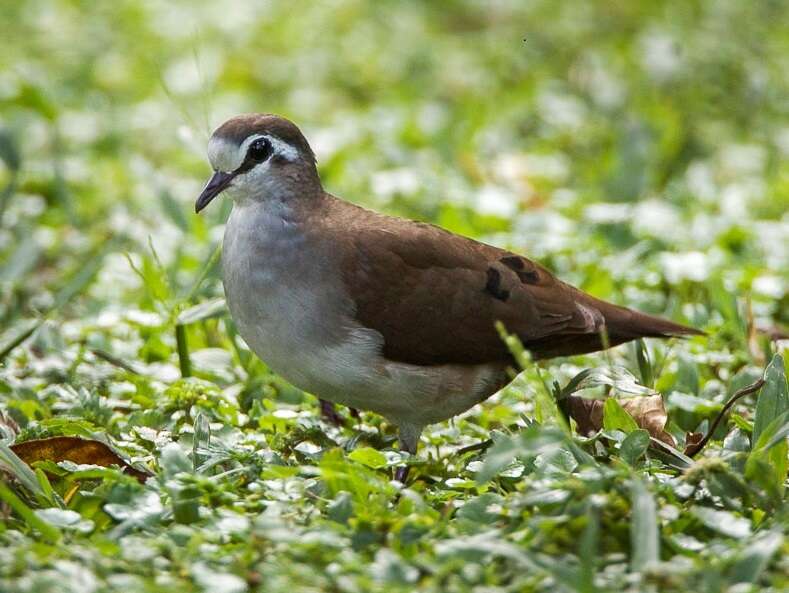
left=394, top=423, right=422, bottom=484
left=319, top=399, right=361, bottom=427
left=394, top=465, right=410, bottom=483
left=319, top=399, right=345, bottom=427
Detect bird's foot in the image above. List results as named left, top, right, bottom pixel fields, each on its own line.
left=393, top=423, right=422, bottom=485
left=394, top=465, right=410, bottom=484
left=319, top=399, right=345, bottom=427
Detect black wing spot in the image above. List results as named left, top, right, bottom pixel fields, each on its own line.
left=500, top=256, right=539, bottom=284
left=485, top=268, right=510, bottom=301
left=518, top=269, right=539, bottom=284
left=500, top=255, right=524, bottom=270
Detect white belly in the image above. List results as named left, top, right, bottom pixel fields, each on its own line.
left=222, top=203, right=506, bottom=426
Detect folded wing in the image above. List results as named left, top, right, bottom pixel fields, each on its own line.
left=334, top=201, right=700, bottom=366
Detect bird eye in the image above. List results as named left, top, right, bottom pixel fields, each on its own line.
left=247, top=138, right=272, bottom=162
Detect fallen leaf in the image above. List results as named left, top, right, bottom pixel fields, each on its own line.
left=10, top=437, right=151, bottom=483
left=561, top=394, right=676, bottom=446
left=561, top=396, right=604, bottom=437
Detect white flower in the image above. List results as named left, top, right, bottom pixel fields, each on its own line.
left=752, top=275, right=785, bottom=299
left=371, top=168, right=420, bottom=199
left=660, top=251, right=710, bottom=283
left=584, top=202, right=632, bottom=224
left=632, top=199, right=683, bottom=241
left=475, top=185, right=517, bottom=217
left=640, top=31, right=682, bottom=80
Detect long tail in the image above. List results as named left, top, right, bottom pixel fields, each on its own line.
left=528, top=292, right=703, bottom=360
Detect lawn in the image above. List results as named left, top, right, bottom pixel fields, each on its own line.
left=0, top=1, right=788, bottom=592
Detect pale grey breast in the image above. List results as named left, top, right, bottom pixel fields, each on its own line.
left=221, top=202, right=386, bottom=404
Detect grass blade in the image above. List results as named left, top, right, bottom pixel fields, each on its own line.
left=175, top=323, right=192, bottom=377
left=0, top=481, right=61, bottom=543
left=630, top=478, right=659, bottom=572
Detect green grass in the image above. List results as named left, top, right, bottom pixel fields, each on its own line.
left=1, top=1, right=788, bottom=591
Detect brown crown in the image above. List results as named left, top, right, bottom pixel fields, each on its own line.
left=212, top=113, right=316, bottom=163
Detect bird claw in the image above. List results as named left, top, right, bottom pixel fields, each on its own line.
left=394, top=465, right=410, bottom=484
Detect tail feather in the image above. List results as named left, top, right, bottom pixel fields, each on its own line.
left=593, top=296, right=703, bottom=340
left=527, top=292, right=703, bottom=360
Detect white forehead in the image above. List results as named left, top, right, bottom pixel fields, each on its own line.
left=207, top=133, right=300, bottom=172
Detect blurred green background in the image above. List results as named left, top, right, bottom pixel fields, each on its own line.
left=1, top=2, right=788, bottom=592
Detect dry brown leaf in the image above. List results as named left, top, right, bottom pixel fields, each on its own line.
left=684, top=432, right=704, bottom=455
left=561, top=396, right=604, bottom=437
left=562, top=394, right=676, bottom=447
left=10, top=436, right=151, bottom=483
left=622, top=395, right=676, bottom=447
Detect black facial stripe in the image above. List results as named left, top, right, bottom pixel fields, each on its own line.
left=235, top=156, right=258, bottom=174
left=234, top=137, right=274, bottom=174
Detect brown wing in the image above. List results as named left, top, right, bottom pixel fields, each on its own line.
left=328, top=197, right=700, bottom=366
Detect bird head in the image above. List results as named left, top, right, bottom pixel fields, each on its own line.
left=195, top=113, right=319, bottom=213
